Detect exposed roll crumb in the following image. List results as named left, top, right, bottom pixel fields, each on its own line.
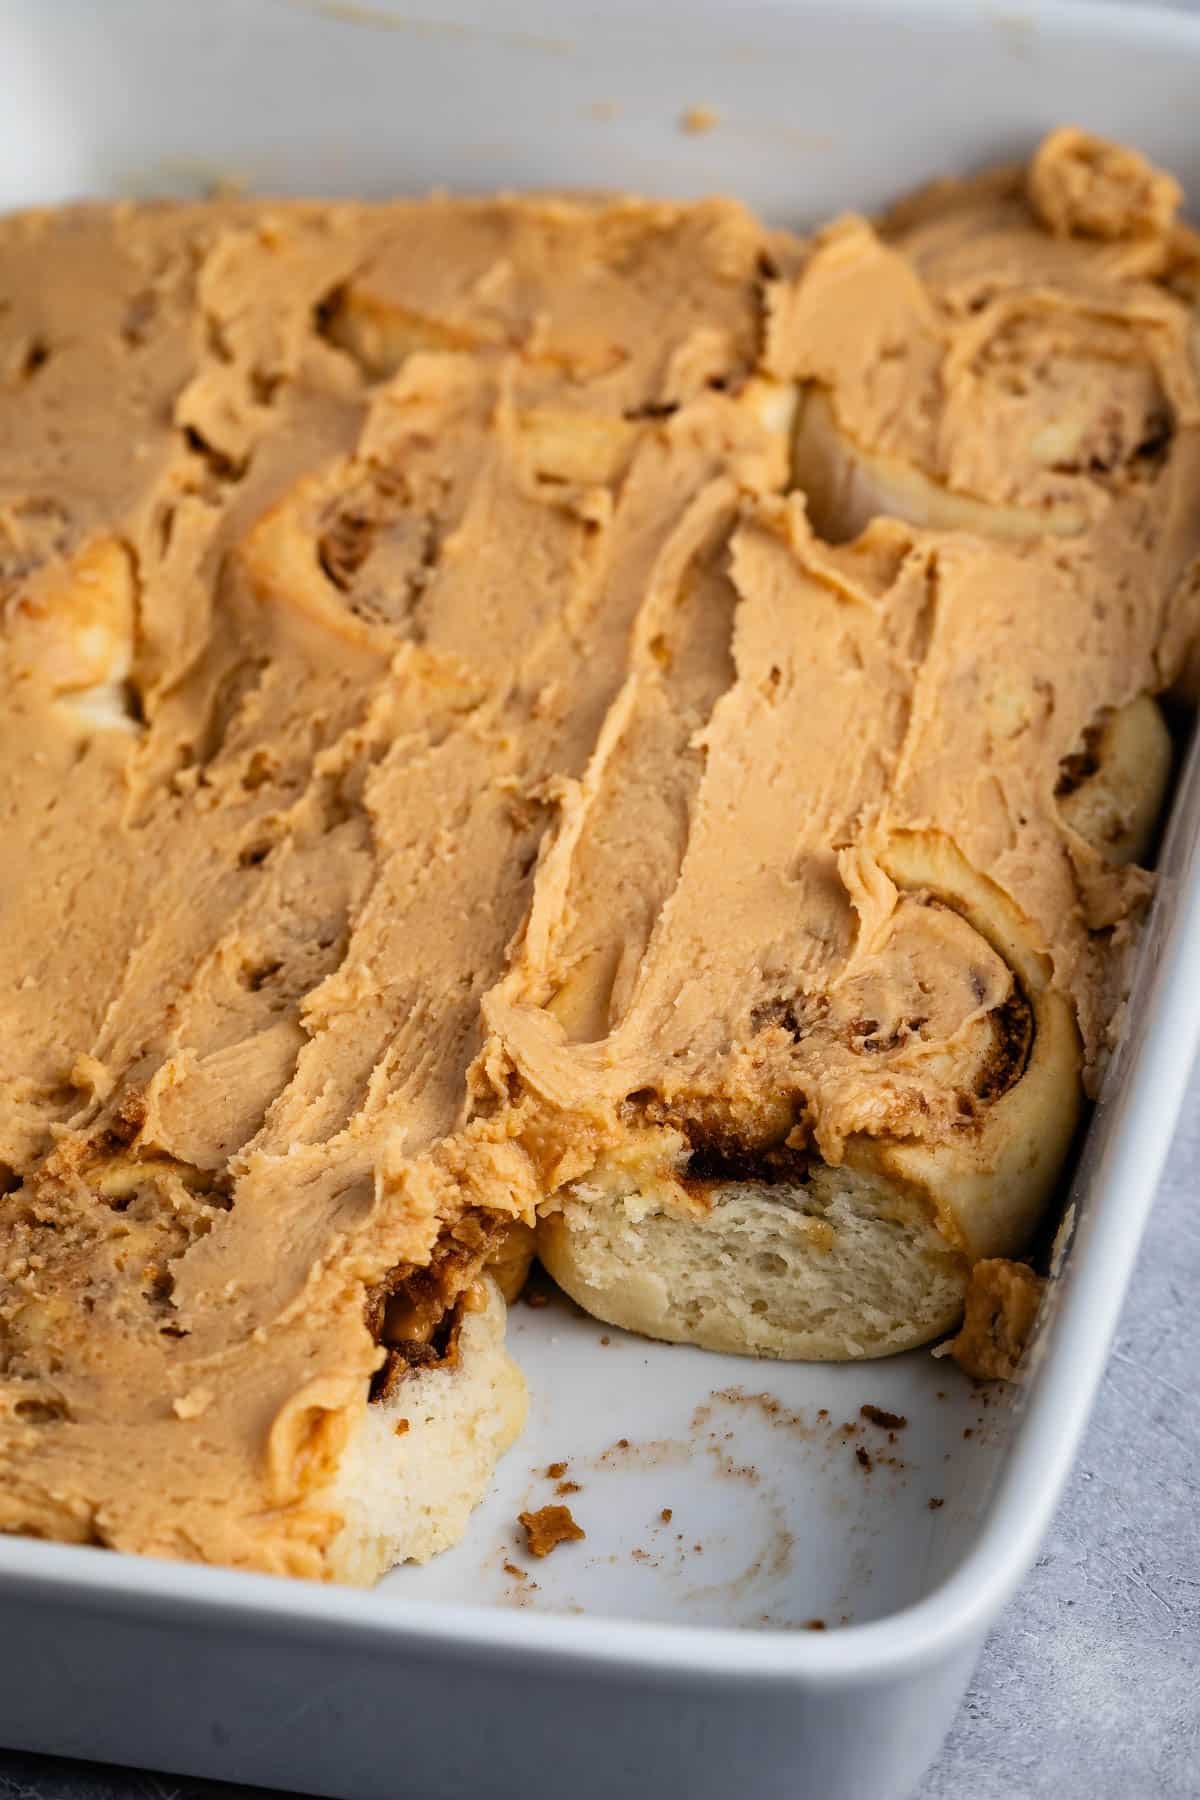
left=171, top=1388, right=213, bottom=1421
left=518, top=1504, right=586, bottom=1558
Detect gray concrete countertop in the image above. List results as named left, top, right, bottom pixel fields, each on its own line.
left=0, top=1056, right=1195, bottom=1800
left=919, top=1054, right=1200, bottom=1800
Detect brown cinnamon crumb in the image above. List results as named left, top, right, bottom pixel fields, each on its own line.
left=393, top=1418, right=410, bottom=1436
left=660, top=1507, right=673, bottom=1523
left=556, top=1479, right=582, bottom=1497
left=503, top=1560, right=525, bottom=1578
left=524, top=1286, right=550, bottom=1309
left=518, top=1504, right=586, bottom=1558
left=855, top=1446, right=872, bottom=1471
left=963, top=1427, right=974, bottom=1439
left=546, top=1461, right=568, bottom=1479
left=860, top=1404, right=907, bottom=1430
left=599, top=1335, right=611, bottom=1345
left=928, top=1497, right=945, bottom=1510
left=817, top=1408, right=829, bottom=1420
left=617, top=1437, right=630, bottom=1449
left=804, top=1618, right=826, bottom=1630
left=693, top=1542, right=703, bottom=1553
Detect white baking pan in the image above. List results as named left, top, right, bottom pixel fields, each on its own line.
left=1, top=3, right=1198, bottom=1796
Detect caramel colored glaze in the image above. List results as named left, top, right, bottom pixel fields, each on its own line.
left=0, top=195, right=784, bottom=1574
left=0, top=135, right=1197, bottom=1576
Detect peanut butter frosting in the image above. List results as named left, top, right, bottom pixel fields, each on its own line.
left=0, top=132, right=1196, bottom=1577
left=394, top=135, right=1200, bottom=1258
